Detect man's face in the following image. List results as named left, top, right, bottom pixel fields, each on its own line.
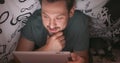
left=41, top=1, right=70, bottom=35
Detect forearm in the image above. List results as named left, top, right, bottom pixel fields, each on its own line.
left=35, top=45, right=50, bottom=51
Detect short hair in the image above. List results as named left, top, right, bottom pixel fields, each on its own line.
left=39, top=0, right=75, bottom=12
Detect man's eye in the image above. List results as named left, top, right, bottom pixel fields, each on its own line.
left=56, top=17, right=63, bottom=20
left=43, top=15, right=49, bottom=18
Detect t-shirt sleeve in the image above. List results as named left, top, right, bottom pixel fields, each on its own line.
left=21, top=9, right=41, bottom=42
left=67, top=10, right=89, bottom=51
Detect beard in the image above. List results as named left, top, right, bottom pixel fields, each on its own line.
left=47, top=26, right=61, bottom=36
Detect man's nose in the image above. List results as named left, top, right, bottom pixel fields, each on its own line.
left=49, top=19, right=56, bottom=29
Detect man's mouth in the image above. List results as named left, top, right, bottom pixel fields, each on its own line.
left=47, top=26, right=60, bottom=33
left=49, top=29, right=58, bottom=34
left=48, top=28, right=59, bottom=36
left=49, top=28, right=57, bottom=32
left=47, top=26, right=61, bottom=36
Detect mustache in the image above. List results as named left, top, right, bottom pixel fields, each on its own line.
left=47, top=26, right=60, bottom=36
left=47, top=26, right=60, bottom=30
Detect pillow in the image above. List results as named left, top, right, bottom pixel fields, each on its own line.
left=0, top=0, right=40, bottom=63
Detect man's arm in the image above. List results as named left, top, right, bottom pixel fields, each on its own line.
left=36, top=32, right=65, bottom=51
left=16, top=36, right=48, bottom=51
left=68, top=50, right=89, bottom=63
left=16, top=36, right=35, bottom=51
left=16, top=32, right=65, bottom=51
left=14, top=36, right=35, bottom=63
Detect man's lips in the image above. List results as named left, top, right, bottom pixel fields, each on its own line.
left=49, top=29, right=57, bottom=33
left=48, top=29, right=57, bottom=36
left=47, top=26, right=60, bottom=34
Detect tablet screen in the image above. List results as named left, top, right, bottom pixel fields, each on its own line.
left=13, top=51, right=70, bottom=63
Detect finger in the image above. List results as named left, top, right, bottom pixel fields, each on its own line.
left=57, top=35, right=65, bottom=46
left=51, top=32, right=63, bottom=39
left=71, top=53, right=77, bottom=61
left=53, top=32, right=63, bottom=38
left=61, top=40, right=65, bottom=48
left=57, top=35, right=65, bottom=41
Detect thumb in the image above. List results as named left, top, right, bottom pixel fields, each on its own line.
left=71, top=53, right=77, bottom=61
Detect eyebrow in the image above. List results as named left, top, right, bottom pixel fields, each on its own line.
left=42, top=11, right=66, bottom=17
left=42, top=12, right=48, bottom=16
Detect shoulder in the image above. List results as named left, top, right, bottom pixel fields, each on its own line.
left=68, top=10, right=89, bottom=31
left=64, top=10, right=90, bottom=38
left=71, top=10, right=89, bottom=22
left=26, top=9, right=42, bottom=27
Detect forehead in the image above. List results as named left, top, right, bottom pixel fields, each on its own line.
left=42, top=0, right=66, bottom=5
left=41, top=0, right=68, bottom=15
left=41, top=0, right=66, bottom=4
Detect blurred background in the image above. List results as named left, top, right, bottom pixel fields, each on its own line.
left=0, top=0, right=120, bottom=63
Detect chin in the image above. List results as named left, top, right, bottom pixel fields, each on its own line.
left=49, top=30, right=60, bottom=34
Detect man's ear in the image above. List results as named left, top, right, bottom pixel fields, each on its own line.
left=69, top=6, right=75, bottom=18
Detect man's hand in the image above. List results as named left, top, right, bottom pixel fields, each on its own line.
left=44, top=32, right=65, bottom=51
left=68, top=53, right=84, bottom=63
left=68, top=52, right=87, bottom=63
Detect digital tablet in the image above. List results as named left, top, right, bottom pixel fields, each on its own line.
left=13, top=51, right=71, bottom=63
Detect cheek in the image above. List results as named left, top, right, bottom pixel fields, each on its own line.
left=57, top=20, right=68, bottom=29
left=42, top=17, right=49, bottom=27
left=42, top=21, right=49, bottom=27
